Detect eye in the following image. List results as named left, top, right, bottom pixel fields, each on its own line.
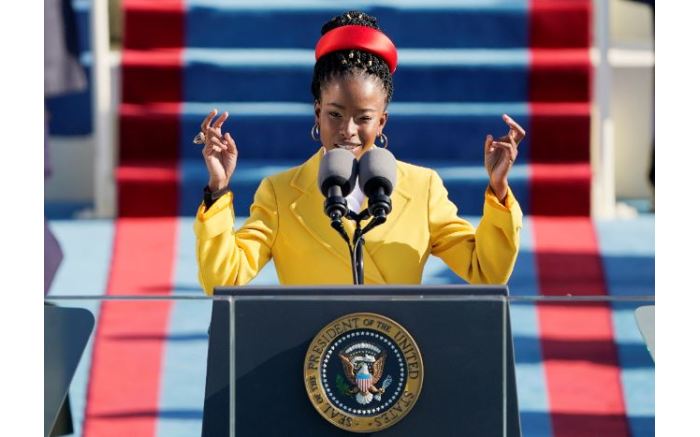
left=329, top=111, right=342, bottom=118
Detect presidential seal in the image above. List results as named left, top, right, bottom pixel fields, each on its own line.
left=304, top=313, right=424, bottom=433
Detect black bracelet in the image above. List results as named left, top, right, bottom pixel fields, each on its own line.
left=203, top=185, right=231, bottom=209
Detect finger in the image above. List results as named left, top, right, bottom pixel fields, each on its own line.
left=203, top=144, right=223, bottom=156
left=207, top=136, right=226, bottom=155
left=206, top=126, right=224, bottom=143
left=490, top=141, right=514, bottom=151
left=504, top=120, right=525, bottom=144
left=213, top=111, right=229, bottom=130
left=224, top=132, right=238, bottom=154
left=490, top=141, right=517, bottom=162
left=507, top=133, right=518, bottom=151
left=200, top=108, right=218, bottom=132
left=502, top=113, right=526, bottom=142
left=210, top=135, right=227, bottom=149
left=204, top=139, right=224, bottom=152
left=484, top=134, right=494, bottom=154
left=502, top=113, right=525, bottom=135
left=488, top=138, right=513, bottom=155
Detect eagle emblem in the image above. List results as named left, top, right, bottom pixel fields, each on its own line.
left=304, top=313, right=423, bottom=433
left=339, top=342, right=393, bottom=405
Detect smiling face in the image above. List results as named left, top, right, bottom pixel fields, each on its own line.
left=314, top=74, right=389, bottom=158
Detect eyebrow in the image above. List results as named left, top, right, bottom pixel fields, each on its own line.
left=328, top=102, right=377, bottom=112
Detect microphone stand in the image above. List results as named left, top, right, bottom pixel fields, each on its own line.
left=331, top=210, right=387, bottom=285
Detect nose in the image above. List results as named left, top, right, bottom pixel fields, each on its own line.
left=339, top=118, right=358, bottom=139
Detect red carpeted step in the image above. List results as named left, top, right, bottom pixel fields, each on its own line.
left=116, top=163, right=180, bottom=217
left=529, top=102, right=591, bottom=163
left=119, top=103, right=181, bottom=163
left=83, top=3, right=184, bottom=432
left=530, top=0, right=592, bottom=49
left=530, top=49, right=591, bottom=103
left=121, top=50, right=183, bottom=104
left=123, top=0, right=184, bottom=49
left=530, top=163, right=591, bottom=216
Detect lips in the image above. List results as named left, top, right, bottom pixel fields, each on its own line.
left=335, top=143, right=362, bottom=151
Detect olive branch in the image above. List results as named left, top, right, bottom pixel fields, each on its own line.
left=335, top=374, right=352, bottom=396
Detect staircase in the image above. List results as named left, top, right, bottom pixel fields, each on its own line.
left=118, top=0, right=593, bottom=218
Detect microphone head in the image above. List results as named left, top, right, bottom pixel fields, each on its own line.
left=358, top=148, right=397, bottom=196
left=318, top=148, right=358, bottom=197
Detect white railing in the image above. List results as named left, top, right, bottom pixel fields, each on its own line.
left=592, top=0, right=655, bottom=217
left=91, top=0, right=115, bottom=217
left=592, top=0, right=616, bottom=218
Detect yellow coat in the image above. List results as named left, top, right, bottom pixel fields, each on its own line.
left=194, top=148, right=523, bottom=295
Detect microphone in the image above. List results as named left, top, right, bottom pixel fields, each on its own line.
left=358, top=148, right=397, bottom=219
left=318, top=148, right=358, bottom=220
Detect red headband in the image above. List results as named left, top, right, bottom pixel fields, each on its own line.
left=315, top=25, right=398, bottom=74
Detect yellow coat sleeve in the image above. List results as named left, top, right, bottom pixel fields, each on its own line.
left=428, top=170, right=522, bottom=284
left=193, top=178, right=278, bottom=295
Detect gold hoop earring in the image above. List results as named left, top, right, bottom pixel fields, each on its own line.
left=311, top=123, right=320, bottom=142
left=378, top=133, right=389, bottom=148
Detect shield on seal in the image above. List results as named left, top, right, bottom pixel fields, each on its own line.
left=356, top=365, right=372, bottom=393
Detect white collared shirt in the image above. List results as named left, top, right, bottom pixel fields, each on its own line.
left=321, top=146, right=370, bottom=213
left=346, top=178, right=366, bottom=213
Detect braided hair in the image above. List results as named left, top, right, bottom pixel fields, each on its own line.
left=311, top=11, right=394, bottom=104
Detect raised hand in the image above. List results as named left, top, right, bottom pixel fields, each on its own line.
left=200, top=109, right=238, bottom=191
left=484, top=114, right=526, bottom=202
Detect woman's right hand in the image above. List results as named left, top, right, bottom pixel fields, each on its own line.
left=201, top=109, right=238, bottom=191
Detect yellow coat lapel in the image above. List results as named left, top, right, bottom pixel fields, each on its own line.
left=288, top=149, right=350, bottom=267
left=287, top=148, right=406, bottom=284
left=362, top=163, right=412, bottom=255
left=360, top=164, right=411, bottom=284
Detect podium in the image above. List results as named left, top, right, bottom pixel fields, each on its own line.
left=201, top=285, right=522, bottom=436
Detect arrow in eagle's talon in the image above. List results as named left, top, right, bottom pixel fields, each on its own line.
left=381, top=375, right=393, bottom=391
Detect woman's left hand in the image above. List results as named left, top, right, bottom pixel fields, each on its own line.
left=484, top=114, right=526, bottom=202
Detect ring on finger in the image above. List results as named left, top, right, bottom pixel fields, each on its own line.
left=193, top=131, right=206, bottom=144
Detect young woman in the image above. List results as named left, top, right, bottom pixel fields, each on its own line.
left=193, top=11, right=525, bottom=294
